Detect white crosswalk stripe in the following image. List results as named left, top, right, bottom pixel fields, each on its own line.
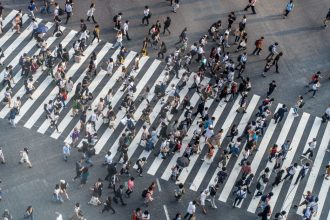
left=1, top=10, right=329, bottom=218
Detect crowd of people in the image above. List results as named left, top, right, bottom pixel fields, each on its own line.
left=0, top=0, right=330, bottom=220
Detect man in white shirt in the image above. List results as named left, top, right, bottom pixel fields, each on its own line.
left=29, top=18, right=38, bottom=39
left=123, top=20, right=131, bottom=40
left=65, top=2, right=73, bottom=24
left=302, top=138, right=317, bottom=159
left=142, top=5, right=150, bottom=25
left=184, top=200, right=196, bottom=219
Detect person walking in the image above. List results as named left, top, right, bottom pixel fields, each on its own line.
left=266, top=80, right=277, bottom=97
left=209, top=184, right=218, bottom=208
left=91, top=24, right=100, bottom=44
left=292, top=95, right=304, bottom=116
left=23, top=206, right=34, bottom=220
left=123, top=20, right=131, bottom=41
left=28, top=0, right=38, bottom=19
left=0, top=147, right=5, bottom=164
left=136, top=157, right=147, bottom=177
left=265, top=42, right=279, bottom=61
left=322, top=104, right=330, bottom=123
left=244, top=0, right=257, bottom=14
left=158, top=41, right=167, bottom=59
left=274, top=104, right=288, bottom=124
left=63, top=142, right=71, bottom=161
left=86, top=3, right=97, bottom=23
left=142, top=6, right=151, bottom=26
left=69, top=203, right=86, bottom=220
left=126, top=177, right=135, bottom=197
left=183, top=200, right=196, bottom=220
left=163, top=17, right=171, bottom=35
left=113, top=185, right=127, bottom=206
left=282, top=162, right=298, bottom=181
left=294, top=162, right=310, bottom=185
left=19, top=147, right=32, bottom=168
left=305, top=79, right=320, bottom=98
left=302, top=138, right=317, bottom=159
left=101, top=196, right=116, bottom=214
left=80, top=167, right=89, bottom=188
left=233, top=188, right=247, bottom=208
left=111, top=30, right=123, bottom=49
left=253, top=36, right=264, bottom=55
left=175, top=27, right=188, bottom=46
left=64, top=1, right=73, bottom=25
left=283, top=0, right=294, bottom=19
left=272, top=52, right=283, bottom=73
left=322, top=8, right=330, bottom=28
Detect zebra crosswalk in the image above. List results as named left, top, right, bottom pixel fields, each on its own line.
left=0, top=10, right=329, bottom=219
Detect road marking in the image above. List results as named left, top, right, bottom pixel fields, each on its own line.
left=156, top=178, right=162, bottom=192
left=163, top=205, right=170, bottom=220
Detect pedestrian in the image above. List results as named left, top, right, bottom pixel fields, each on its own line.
left=142, top=210, right=150, bottom=220
left=265, top=42, right=279, bottom=61
left=111, top=30, right=123, bottom=49
left=126, top=177, right=135, bottom=197
left=241, top=161, right=252, bottom=180
left=158, top=41, right=167, bottom=59
left=257, top=204, right=272, bottom=220
left=86, top=3, right=97, bottom=23
left=2, top=209, right=13, bottom=220
left=281, top=162, right=298, bottom=182
left=273, top=104, right=288, bottom=124
left=322, top=8, right=330, bottom=28
left=63, top=142, right=71, bottom=161
left=28, top=18, right=38, bottom=40
left=65, top=1, right=73, bottom=24
left=305, top=79, right=320, bottom=98
left=302, top=138, right=317, bottom=159
left=209, top=184, right=218, bottom=208
left=113, top=185, right=127, bottom=206
left=267, top=80, right=277, bottom=97
left=55, top=212, right=63, bottom=220
left=163, top=17, right=172, bottom=35
left=91, top=24, right=100, bottom=44
left=175, top=27, right=188, bottom=46
left=233, top=188, right=247, bottom=208
left=0, top=147, right=5, bottom=164
left=136, top=157, right=147, bottom=177
left=19, top=147, right=32, bottom=168
left=324, top=165, right=330, bottom=180
left=283, top=0, right=294, bottom=19
left=101, top=196, right=116, bottom=214
left=53, top=184, right=64, bottom=203
left=253, top=36, right=264, bottom=55
left=227, top=11, right=236, bottom=29
left=272, top=169, right=285, bottom=187
left=28, top=0, right=38, bottom=19
left=236, top=93, right=248, bottom=113
left=80, top=167, right=89, bottom=188
left=244, top=0, right=257, bottom=14
left=184, top=200, right=196, bottom=220
left=173, top=213, right=182, bottom=220
left=292, top=95, right=304, bottom=116
left=60, top=179, right=70, bottom=200
left=69, top=203, right=85, bottom=220
left=321, top=104, right=330, bottom=123
left=144, top=186, right=154, bottom=207
left=23, top=206, right=33, bottom=220
left=142, top=6, right=151, bottom=26
left=274, top=211, right=287, bottom=220
left=174, top=183, right=185, bottom=201
left=294, top=162, right=310, bottom=185
left=272, top=52, right=283, bottom=73
left=123, top=20, right=131, bottom=41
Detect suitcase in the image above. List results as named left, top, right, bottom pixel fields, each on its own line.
left=74, top=55, right=81, bottom=63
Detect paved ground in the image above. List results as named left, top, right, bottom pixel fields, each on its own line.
left=0, top=0, right=329, bottom=220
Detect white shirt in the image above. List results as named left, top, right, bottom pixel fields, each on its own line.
left=116, top=33, right=123, bottom=42
left=30, top=21, right=38, bottom=30
left=56, top=214, right=63, bottom=220
left=107, top=61, right=114, bottom=73
left=143, top=9, right=150, bottom=16
left=187, top=201, right=196, bottom=214
left=105, top=154, right=112, bottom=164
left=123, top=22, right=129, bottom=34
left=90, top=112, right=97, bottom=122
left=65, top=4, right=72, bottom=13
left=308, top=140, right=317, bottom=150
left=87, top=7, right=95, bottom=16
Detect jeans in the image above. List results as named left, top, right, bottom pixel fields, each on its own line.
left=24, top=213, right=34, bottom=220
left=111, top=41, right=123, bottom=49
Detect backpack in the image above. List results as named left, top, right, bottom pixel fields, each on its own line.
left=141, top=189, right=148, bottom=198
left=184, top=110, right=189, bottom=118
left=127, top=119, right=135, bottom=130
left=132, top=85, right=137, bottom=93
left=268, top=45, right=273, bottom=52
left=237, top=55, right=242, bottom=62
left=261, top=195, right=267, bottom=202
left=58, top=8, right=64, bottom=16
left=113, top=15, right=118, bottom=22
left=299, top=101, right=305, bottom=108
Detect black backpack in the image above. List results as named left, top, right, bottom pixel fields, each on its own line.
left=268, top=45, right=273, bottom=52
left=113, top=15, right=118, bottom=22
left=141, top=189, right=148, bottom=198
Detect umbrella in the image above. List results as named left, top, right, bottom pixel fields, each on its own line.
left=36, top=23, right=49, bottom=33
left=177, top=156, right=190, bottom=168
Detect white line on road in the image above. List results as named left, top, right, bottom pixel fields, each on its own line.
left=156, top=178, right=162, bottom=192
left=163, top=205, right=170, bottom=220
